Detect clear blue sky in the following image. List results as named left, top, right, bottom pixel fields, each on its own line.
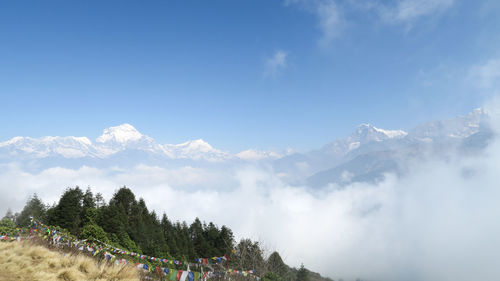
left=1, top=0, right=499, bottom=152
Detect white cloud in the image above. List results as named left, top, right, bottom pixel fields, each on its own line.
left=316, top=1, right=342, bottom=47
left=284, top=0, right=343, bottom=47
left=285, top=0, right=455, bottom=44
left=379, top=0, right=455, bottom=24
left=264, top=50, right=289, bottom=78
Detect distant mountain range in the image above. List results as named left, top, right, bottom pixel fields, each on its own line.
left=0, top=108, right=492, bottom=188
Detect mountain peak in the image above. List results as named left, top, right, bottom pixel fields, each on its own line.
left=96, top=124, right=144, bottom=144
left=177, top=139, right=214, bottom=151
left=470, top=107, right=485, bottom=116
left=353, top=123, right=407, bottom=140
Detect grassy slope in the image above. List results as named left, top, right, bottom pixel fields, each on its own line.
left=0, top=241, right=140, bottom=281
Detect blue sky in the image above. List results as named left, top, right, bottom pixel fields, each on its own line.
left=1, top=0, right=500, bottom=152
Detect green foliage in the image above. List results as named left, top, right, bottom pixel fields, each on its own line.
left=297, top=264, right=309, bottom=281
left=15, top=186, right=236, bottom=263
left=15, top=194, right=46, bottom=227
left=267, top=251, right=293, bottom=280
left=81, top=223, right=109, bottom=243
left=47, top=187, right=84, bottom=234
left=118, top=231, right=142, bottom=253
left=233, top=239, right=265, bottom=275
left=0, top=218, right=16, bottom=236
left=82, top=208, right=99, bottom=225
left=264, top=272, right=282, bottom=281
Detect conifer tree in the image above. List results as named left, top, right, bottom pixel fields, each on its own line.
left=190, top=217, right=208, bottom=257
left=48, top=187, right=84, bottom=233
left=217, top=225, right=235, bottom=256
left=268, top=252, right=289, bottom=279
left=296, top=264, right=309, bottom=281
left=16, top=194, right=46, bottom=227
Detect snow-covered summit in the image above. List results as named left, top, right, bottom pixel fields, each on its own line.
left=176, top=139, right=215, bottom=153
left=0, top=124, right=229, bottom=161
left=0, top=135, right=95, bottom=158
left=96, top=124, right=144, bottom=144
left=320, top=124, right=408, bottom=156
left=353, top=124, right=407, bottom=142
left=410, top=108, right=487, bottom=140
left=236, top=149, right=283, bottom=161
left=162, top=139, right=229, bottom=161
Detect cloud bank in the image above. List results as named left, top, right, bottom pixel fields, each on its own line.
left=2, top=106, right=500, bottom=280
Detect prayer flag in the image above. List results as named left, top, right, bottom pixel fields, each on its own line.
left=170, top=269, right=178, bottom=281
left=180, top=270, right=189, bottom=281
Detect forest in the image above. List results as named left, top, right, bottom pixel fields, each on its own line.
left=1, top=186, right=332, bottom=281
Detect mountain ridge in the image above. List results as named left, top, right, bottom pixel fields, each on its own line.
left=0, top=108, right=491, bottom=187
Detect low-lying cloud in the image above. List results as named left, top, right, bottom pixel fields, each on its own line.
left=2, top=111, right=500, bottom=281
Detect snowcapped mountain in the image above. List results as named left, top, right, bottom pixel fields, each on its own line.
left=307, top=109, right=491, bottom=187
left=0, top=124, right=231, bottom=162
left=94, top=124, right=163, bottom=156
left=163, top=139, right=231, bottom=161
left=0, top=108, right=493, bottom=187
left=236, top=149, right=284, bottom=161
left=274, top=108, right=491, bottom=187
left=409, top=108, right=487, bottom=141
left=322, top=123, right=408, bottom=156
left=0, top=136, right=97, bottom=158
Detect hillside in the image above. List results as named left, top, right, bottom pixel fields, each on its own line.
left=0, top=240, right=139, bottom=281
left=4, top=187, right=333, bottom=281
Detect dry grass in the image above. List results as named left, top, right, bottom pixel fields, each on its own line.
left=0, top=241, right=140, bottom=281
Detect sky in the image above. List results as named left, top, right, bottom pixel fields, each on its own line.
left=1, top=0, right=500, bottom=152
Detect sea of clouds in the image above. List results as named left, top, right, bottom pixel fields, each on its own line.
left=2, top=103, right=500, bottom=281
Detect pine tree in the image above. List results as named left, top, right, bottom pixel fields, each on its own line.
left=3, top=208, right=15, bottom=221
left=217, top=225, right=235, bottom=255
left=95, top=192, right=105, bottom=208
left=81, top=187, right=97, bottom=226
left=48, top=187, right=84, bottom=233
left=161, top=213, right=179, bottom=257
left=296, top=264, right=309, bottom=281
left=16, top=194, right=46, bottom=227
left=190, top=218, right=208, bottom=257
left=267, top=252, right=289, bottom=279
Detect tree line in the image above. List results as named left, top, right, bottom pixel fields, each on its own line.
left=2, top=186, right=332, bottom=281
